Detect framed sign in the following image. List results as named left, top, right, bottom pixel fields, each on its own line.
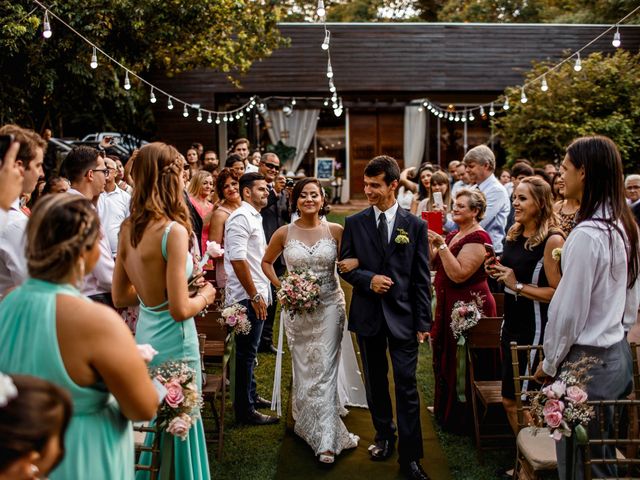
left=315, top=157, right=335, bottom=180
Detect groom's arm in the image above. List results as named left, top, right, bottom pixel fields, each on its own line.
left=339, top=216, right=376, bottom=292
left=411, top=219, right=432, bottom=333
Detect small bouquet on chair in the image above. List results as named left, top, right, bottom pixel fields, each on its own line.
left=528, top=357, right=598, bottom=441
left=277, top=270, right=321, bottom=318
left=150, top=361, right=203, bottom=441
left=220, top=303, right=251, bottom=335
left=450, top=293, right=484, bottom=346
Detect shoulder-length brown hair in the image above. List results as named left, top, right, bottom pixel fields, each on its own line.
left=128, top=142, right=192, bottom=247
left=506, top=176, right=563, bottom=249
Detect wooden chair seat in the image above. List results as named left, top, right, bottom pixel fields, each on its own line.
left=474, top=380, right=503, bottom=407
left=516, top=427, right=557, bottom=472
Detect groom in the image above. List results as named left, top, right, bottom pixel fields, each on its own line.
left=340, top=155, right=431, bottom=480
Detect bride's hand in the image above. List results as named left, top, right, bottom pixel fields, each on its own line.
left=337, top=258, right=359, bottom=274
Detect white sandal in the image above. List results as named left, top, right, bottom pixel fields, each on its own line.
left=318, top=452, right=335, bottom=464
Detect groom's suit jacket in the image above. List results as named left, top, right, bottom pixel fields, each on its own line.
left=340, top=206, right=432, bottom=340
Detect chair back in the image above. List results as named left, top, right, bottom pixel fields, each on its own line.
left=493, top=293, right=505, bottom=319
left=467, top=316, right=503, bottom=349
left=581, top=399, right=640, bottom=480
left=195, top=310, right=228, bottom=358
left=510, top=343, right=545, bottom=432
left=632, top=342, right=639, bottom=399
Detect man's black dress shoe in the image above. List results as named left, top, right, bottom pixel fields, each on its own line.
left=400, top=461, right=430, bottom=480
left=367, top=438, right=395, bottom=460
left=258, top=344, right=278, bottom=354
left=238, top=410, right=279, bottom=426
left=254, top=396, right=272, bottom=409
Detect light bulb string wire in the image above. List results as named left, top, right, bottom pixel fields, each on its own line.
left=320, top=9, right=341, bottom=109
left=31, top=0, right=257, bottom=116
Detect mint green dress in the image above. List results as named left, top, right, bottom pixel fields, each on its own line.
left=135, top=222, right=210, bottom=480
left=0, top=278, right=134, bottom=480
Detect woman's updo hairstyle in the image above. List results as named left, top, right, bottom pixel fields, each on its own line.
left=26, top=194, right=100, bottom=282
left=290, top=177, right=328, bottom=217
left=455, top=188, right=487, bottom=221
left=0, top=374, right=72, bottom=473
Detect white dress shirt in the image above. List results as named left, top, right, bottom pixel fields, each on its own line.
left=477, top=174, right=510, bottom=254
left=0, top=199, right=28, bottom=298
left=67, top=188, right=114, bottom=296
left=223, top=201, right=271, bottom=305
left=373, top=201, right=399, bottom=244
left=542, top=205, right=638, bottom=377
left=97, top=187, right=131, bottom=256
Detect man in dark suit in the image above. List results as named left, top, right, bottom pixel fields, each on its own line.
left=340, top=155, right=432, bottom=480
left=625, top=174, right=640, bottom=225
left=258, top=152, right=289, bottom=353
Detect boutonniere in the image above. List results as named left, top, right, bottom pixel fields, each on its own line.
left=394, top=228, right=410, bottom=245
left=552, top=247, right=563, bottom=262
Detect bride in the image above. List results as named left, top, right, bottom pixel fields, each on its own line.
left=262, top=177, right=364, bottom=465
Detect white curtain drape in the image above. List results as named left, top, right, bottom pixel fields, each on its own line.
left=403, top=105, right=426, bottom=169
left=263, top=108, right=320, bottom=172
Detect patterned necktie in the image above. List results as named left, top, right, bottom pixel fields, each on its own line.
left=378, top=212, right=388, bottom=247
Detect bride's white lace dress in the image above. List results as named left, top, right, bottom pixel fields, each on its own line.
left=281, top=221, right=363, bottom=455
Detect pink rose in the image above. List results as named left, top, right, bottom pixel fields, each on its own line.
left=544, top=410, right=563, bottom=429
left=166, top=413, right=192, bottom=440
left=205, top=241, right=224, bottom=258
left=227, top=315, right=238, bottom=327
left=565, top=385, right=588, bottom=403
left=136, top=344, right=158, bottom=363
left=542, top=399, right=565, bottom=429
left=164, top=380, right=185, bottom=408
left=542, top=380, right=566, bottom=399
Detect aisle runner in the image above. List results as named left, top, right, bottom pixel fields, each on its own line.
left=274, top=377, right=451, bottom=480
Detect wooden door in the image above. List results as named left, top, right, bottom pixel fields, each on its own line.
left=349, top=110, right=404, bottom=198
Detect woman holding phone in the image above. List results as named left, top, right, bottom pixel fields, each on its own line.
left=427, top=188, right=496, bottom=433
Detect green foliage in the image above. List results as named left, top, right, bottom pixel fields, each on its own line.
left=497, top=50, right=640, bottom=171
left=0, top=0, right=284, bottom=136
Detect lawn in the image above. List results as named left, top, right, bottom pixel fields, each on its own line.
left=207, top=210, right=514, bottom=479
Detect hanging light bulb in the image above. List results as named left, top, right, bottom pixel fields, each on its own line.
left=329, top=79, right=336, bottom=93
left=291, top=98, right=296, bottom=106
left=520, top=87, right=527, bottom=104
left=197, top=110, right=203, bottom=122
left=42, top=10, right=52, bottom=39
left=323, top=98, right=329, bottom=107
left=461, top=111, right=467, bottom=122
left=207, top=112, right=212, bottom=124
left=438, top=111, right=444, bottom=118
left=541, top=76, right=549, bottom=92
left=123, top=71, right=131, bottom=90
left=418, top=105, right=424, bottom=112
left=338, top=97, right=343, bottom=109
left=327, top=59, right=333, bottom=79
left=215, top=115, right=221, bottom=125
left=317, top=0, right=326, bottom=18
left=90, top=46, right=98, bottom=69
left=448, top=113, right=454, bottom=121
left=167, top=97, right=174, bottom=110
left=236, top=112, right=241, bottom=120
left=574, top=53, right=582, bottom=72
left=503, top=96, right=510, bottom=110
left=283, top=105, right=293, bottom=116
left=183, top=104, right=189, bottom=117
left=149, top=88, right=156, bottom=104
left=479, top=105, right=485, bottom=118
left=612, top=26, right=621, bottom=48
left=322, top=30, right=330, bottom=51
left=223, top=114, right=229, bottom=122
left=468, top=111, right=475, bottom=122
left=489, top=102, right=495, bottom=117
left=334, top=107, right=343, bottom=117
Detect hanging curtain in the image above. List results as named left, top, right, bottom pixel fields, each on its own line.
left=403, top=104, right=426, bottom=169
left=263, top=108, right=320, bottom=172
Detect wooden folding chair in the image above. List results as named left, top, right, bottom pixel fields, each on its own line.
left=580, top=399, right=640, bottom=479
left=510, top=343, right=557, bottom=480
left=467, top=316, right=511, bottom=457
left=493, top=292, right=505, bottom=319
left=134, top=423, right=161, bottom=480
left=195, top=309, right=230, bottom=460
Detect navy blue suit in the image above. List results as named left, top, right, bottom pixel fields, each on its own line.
left=340, top=205, right=432, bottom=463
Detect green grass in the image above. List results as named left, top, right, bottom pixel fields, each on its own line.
left=207, top=210, right=514, bottom=479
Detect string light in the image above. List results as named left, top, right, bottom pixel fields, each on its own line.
left=329, top=79, right=336, bottom=93
left=215, top=115, right=221, bottom=125
left=489, top=102, right=495, bottom=117
left=90, top=46, right=98, bottom=69
left=520, top=87, right=527, bottom=104
left=468, top=111, right=475, bottom=122
left=461, top=111, right=467, bottom=122
left=223, top=114, right=229, bottom=122
left=167, top=97, right=173, bottom=110
left=323, top=98, right=329, bottom=107
left=322, top=30, right=330, bottom=51
left=503, top=97, right=510, bottom=110
left=182, top=104, right=189, bottom=117
left=207, top=112, right=212, bottom=124
left=197, top=109, right=203, bottom=122
left=123, top=71, right=131, bottom=90
left=42, top=10, right=52, bottom=38
left=327, top=59, right=333, bottom=79
left=317, top=0, right=326, bottom=18
left=574, top=52, right=582, bottom=72
left=149, top=88, right=156, bottom=103
left=291, top=97, right=296, bottom=106
left=541, top=76, right=549, bottom=92
left=612, top=26, right=621, bottom=47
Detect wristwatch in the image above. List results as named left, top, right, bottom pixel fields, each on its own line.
left=515, top=282, right=524, bottom=296
left=251, top=293, right=263, bottom=303
left=438, top=243, right=447, bottom=251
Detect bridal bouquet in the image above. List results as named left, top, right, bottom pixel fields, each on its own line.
left=528, top=357, right=597, bottom=441
left=277, top=270, right=321, bottom=317
left=450, top=294, right=484, bottom=344
left=220, top=303, right=251, bottom=335
left=151, top=361, right=202, bottom=441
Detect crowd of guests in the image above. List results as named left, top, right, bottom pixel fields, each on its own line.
left=0, top=121, right=639, bottom=480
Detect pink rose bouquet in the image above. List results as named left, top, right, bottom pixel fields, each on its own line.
left=450, top=293, right=484, bottom=344
left=277, top=270, right=321, bottom=318
left=529, top=357, right=597, bottom=441
left=220, top=303, right=251, bottom=335
left=150, top=361, right=202, bottom=441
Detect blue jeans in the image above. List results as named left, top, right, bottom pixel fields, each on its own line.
left=233, top=299, right=265, bottom=419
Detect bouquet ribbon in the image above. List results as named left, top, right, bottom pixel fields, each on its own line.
left=456, top=336, right=467, bottom=403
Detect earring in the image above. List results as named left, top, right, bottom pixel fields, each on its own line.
left=75, top=257, right=85, bottom=289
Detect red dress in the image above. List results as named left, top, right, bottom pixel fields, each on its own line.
left=431, top=230, right=496, bottom=433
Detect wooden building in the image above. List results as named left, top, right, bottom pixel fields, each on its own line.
left=151, top=23, right=640, bottom=200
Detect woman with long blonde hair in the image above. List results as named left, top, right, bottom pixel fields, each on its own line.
left=112, top=142, right=215, bottom=480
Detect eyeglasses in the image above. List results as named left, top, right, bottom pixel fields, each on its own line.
left=261, top=162, right=280, bottom=171
left=92, top=168, right=111, bottom=175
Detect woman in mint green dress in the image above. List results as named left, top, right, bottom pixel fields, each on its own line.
left=0, top=194, right=158, bottom=480
left=112, top=143, right=216, bottom=480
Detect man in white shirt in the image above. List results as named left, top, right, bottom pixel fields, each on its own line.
left=450, top=163, right=471, bottom=199
left=0, top=125, right=46, bottom=297
left=97, top=156, right=131, bottom=257
left=463, top=145, right=510, bottom=255
left=224, top=172, right=278, bottom=426
left=60, top=146, right=115, bottom=306
left=0, top=139, right=24, bottom=229
left=535, top=136, right=638, bottom=480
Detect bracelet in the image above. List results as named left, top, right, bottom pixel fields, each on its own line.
left=196, top=293, right=209, bottom=309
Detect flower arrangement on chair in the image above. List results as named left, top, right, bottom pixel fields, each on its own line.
left=220, top=303, right=251, bottom=335
left=450, top=293, right=484, bottom=345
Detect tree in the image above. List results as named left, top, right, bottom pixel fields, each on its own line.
left=497, top=50, right=640, bottom=171
left=0, top=0, right=285, bottom=136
